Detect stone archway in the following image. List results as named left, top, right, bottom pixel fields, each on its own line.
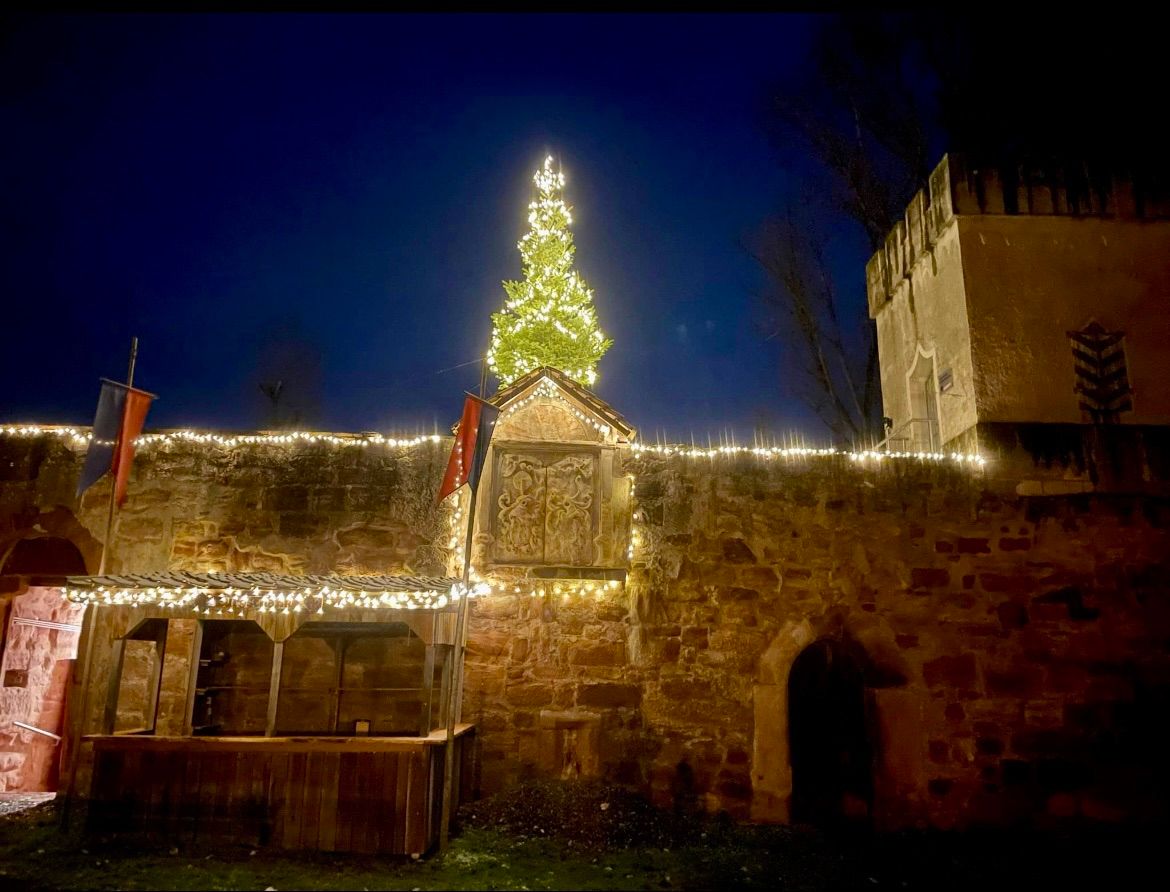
left=788, top=639, right=873, bottom=825
left=1, top=537, right=88, bottom=575
left=752, top=619, right=912, bottom=825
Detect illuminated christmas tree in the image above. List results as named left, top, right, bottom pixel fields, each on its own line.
left=487, top=156, right=612, bottom=387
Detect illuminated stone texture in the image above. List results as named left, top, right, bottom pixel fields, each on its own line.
left=3, top=424, right=1168, bottom=828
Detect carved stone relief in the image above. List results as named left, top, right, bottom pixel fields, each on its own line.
left=544, top=454, right=594, bottom=565
left=492, top=398, right=602, bottom=443
left=492, top=450, right=597, bottom=565
left=495, top=453, right=546, bottom=563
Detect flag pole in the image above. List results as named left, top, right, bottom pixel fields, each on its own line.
left=62, top=336, right=137, bottom=829
left=438, top=478, right=478, bottom=853
left=438, top=364, right=490, bottom=854
left=98, top=336, right=136, bottom=575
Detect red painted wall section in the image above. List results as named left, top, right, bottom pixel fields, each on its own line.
left=0, top=587, right=84, bottom=792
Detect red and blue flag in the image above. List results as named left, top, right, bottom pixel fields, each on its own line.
left=77, top=378, right=156, bottom=506
left=437, top=393, right=500, bottom=503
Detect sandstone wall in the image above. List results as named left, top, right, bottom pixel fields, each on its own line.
left=465, top=451, right=1170, bottom=828
left=3, top=431, right=1169, bottom=827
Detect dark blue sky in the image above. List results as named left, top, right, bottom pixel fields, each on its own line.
left=2, top=13, right=863, bottom=443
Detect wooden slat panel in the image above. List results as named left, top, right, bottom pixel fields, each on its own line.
left=221, top=750, right=240, bottom=843
left=86, top=732, right=468, bottom=855
left=282, top=752, right=307, bottom=850
left=160, top=749, right=185, bottom=839
left=122, top=749, right=143, bottom=833
left=352, top=752, right=376, bottom=854
left=300, top=751, right=325, bottom=851
left=318, top=752, right=340, bottom=852
left=406, top=749, right=426, bottom=856
left=179, top=745, right=203, bottom=843
left=335, top=752, right=357, bottom=854
left=248, top=750, right=271, bottom=847
left=266, top=752, right=290, bottom=848
left=196, top=750, right=219, bottom=844
left=376, top=749, right=395, bottom=852
left=397, top=749, right=411, bottom=856
left=143, top=748, right=167, bottom=842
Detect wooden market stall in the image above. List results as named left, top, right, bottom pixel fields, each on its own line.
left=60, top=571, right=478, bottom=857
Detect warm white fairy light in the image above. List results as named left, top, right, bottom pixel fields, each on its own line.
left=0, top=425, right=442, bottom=454
left=2, top=421, right=982, bottom=466
left=496, top=377, right=612, bottom=438
left=64, top=579, right=493, bottom=615
left=502, top=577, right=623, bottom=602
left=630, top=442, right=985, bottom=466
left=488, top=155, right=611, bottom=387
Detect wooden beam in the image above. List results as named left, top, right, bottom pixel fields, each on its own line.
left=419, top=644, right=437, bottom=737
left=102, top=638, right=126, bottom=735
left=182, top=621, right=204, bottom=736
left=143, top=623, right=168, bottom=733
left=86, top=725, right=473, bottom=753
left=265, top=640, right=284, bottom=737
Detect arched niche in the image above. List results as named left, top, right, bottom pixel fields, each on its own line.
left=1, top=537, right=87, bottom=576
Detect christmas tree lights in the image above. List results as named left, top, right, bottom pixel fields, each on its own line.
left=488, top=156, right=612, bottom=387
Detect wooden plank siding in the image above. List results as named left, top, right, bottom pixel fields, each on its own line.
left=85, top=727, right=474, bottom=857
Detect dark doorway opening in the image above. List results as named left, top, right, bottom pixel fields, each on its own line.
left=788, top=639, right=874, bottom=825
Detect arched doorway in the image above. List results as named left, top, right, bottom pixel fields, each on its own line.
left=788, top=639, right=874, bottom=825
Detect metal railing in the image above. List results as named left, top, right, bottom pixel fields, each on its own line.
left=875, top=417, right=940, bottom=453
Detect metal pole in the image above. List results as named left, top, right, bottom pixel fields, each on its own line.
left=438, top=481, right=478, bottom=852
left=61, top=336, right=137, bottom=828
left=97, top=336, right=136, bottom=576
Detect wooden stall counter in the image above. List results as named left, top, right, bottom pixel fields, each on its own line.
left=84, top=725, right=475, bottom=857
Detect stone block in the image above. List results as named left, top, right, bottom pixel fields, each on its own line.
left=979, top=573, right=1036, bottom=595
left=912, top=568, right=950, bottom=588
left=721, top=538, right=757, bottom=564
left=567, top=641, right=625, bottom=667
left=957, top=537, right=991, bottom=554
left=923, top=653, right=977, bottom=688
left=999, top=537, right=1031, bottom=551
left=928, top=778, right=953, bottom=797
left=577, top=683, right=642, bottom=708
left=996, top=602, right=1029, bottom=629
left=506, top=683, right=554, bottom=707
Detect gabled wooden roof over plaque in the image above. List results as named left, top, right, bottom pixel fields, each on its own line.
left=488, top=366, right=636, bottom=443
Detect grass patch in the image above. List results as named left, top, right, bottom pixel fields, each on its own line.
left=1, top=783, right=1165, bottom=890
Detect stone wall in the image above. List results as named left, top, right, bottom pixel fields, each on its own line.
left=3, top=430, right=1170, bottom=827
left=0, top=432, right=452, bottom=581
left=465, top=451, right=1170, bottom=828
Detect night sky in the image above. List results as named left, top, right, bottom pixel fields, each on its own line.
left=2, top=13, right=860, bottom=444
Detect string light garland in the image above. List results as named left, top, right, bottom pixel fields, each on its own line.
left=509, top=578, right=623, bottom=602
left=488, top=155, right=612, bottom=387
left=495, top=377, right=613, bottom=438
left=1, top=422, right=983, bottom=466
left=630, top=442, right=986, bottom=466
left=63, top=573, right=492, bottom=615
left=0, top=424, right=442, bottom=453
